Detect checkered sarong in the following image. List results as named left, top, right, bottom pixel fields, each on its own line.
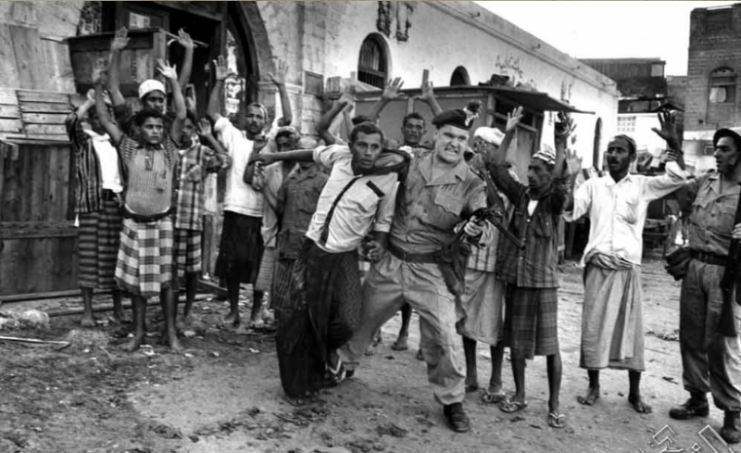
left=174, top=228, right=202, bottom=275
left=78, top=199, right=122, bottom=290
left=115, top=217, right=174, bottom=297
left=271, top=258, right=295, bottom=324
left=504, top=285, right=559, bottom=359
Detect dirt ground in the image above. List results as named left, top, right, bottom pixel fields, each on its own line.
left=0, top=255, right=734, bottom=453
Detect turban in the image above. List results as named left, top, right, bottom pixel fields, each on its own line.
left=533, top=143, right=556, bottom=167
left=474, top=127, right=505, bottom=147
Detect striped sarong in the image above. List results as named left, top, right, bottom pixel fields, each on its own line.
left=115, top=217, right=174, bottom=297
left=78, top=199, right=123, bottom=290
left=271, top=258, right=295, bottom=324
left=255, top=246, right=276, bottom=293
left=504, top=285, right=559, bottom=359
left=580, top=258, right=644, bottom=371
left=174, top=228, right=202, bottom=275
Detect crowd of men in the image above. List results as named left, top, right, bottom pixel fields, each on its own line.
left=65, top=27, right=741, bottom=440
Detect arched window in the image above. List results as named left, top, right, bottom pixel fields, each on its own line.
left=709, top=67, right=736, bottom=104
left=358, top=35, right=388, bottom=89
left=450, top=66, right=470, bottom=86
left=593, top=117, right=602, bottom=170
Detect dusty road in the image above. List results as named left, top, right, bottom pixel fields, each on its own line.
left=0, top=257, right=733, bottom=453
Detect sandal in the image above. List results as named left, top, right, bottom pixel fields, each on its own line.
left=324, top=358, right=347, bottom=388
left=481, top=390, right=507, bottom=405
left=548, top=412, right=567, bottom=429
left=499, top=398, right=528, bottom=413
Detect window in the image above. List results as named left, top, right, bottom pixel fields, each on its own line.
left=651, top=63, right=664, bottom=77
left=450, top=66, right=470, bottom=86
left=709, top=67, right=736, bottom=104
left=617, top=116, right=636, bottom=134
left=358, top=35, right=388, bottom=89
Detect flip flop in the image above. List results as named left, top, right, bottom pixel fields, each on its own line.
left=499, top=398, right=528, bottom=413
left=481, top=390, right=507, bottom=405
left=548, top=412, right=567, bottom=429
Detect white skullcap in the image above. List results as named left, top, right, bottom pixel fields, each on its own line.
left=474, top=127, right=505, bottom=147
left=138, top=79, right=166, bottom=99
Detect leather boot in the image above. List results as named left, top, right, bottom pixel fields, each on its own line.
left=443, top=403, right=471, bottom=433
left=668, top=392, right=709, bottom=420
left=721, top=411, right=741, bottom=444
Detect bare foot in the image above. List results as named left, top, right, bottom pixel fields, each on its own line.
left=223, top=311, right=240, bottom=328
left=391, top=335, right=409, bottom=351
left=168, top=336, right=184, bottom=352
left=415, top=349, right=424, bottom=361
left=365, top=344, right=377, bottom=356
left=80, top=315, right=96, bottom=328
left=628, top=394, right=652, bottom=414
left=577, top=386, right=600, bottom=406
left=121, top=335, right=144, bottom=352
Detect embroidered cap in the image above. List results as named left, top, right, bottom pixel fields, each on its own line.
left=474, top=127, right=505, bottom=146
left=138, top=79, right=166, bottom=99
left=533, top=143, right=556, bottom=166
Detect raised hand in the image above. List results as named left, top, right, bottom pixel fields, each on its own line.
left=416, top=80, right=436, bottom=103
left=185, top=87, right=197, bottom=112
left=565, top=148, right=583, bottom=176
left=198, top=118, right=213, bottom=137
left=382, top=77, right=406, bottom=101
left=177, top=28, right=194, bottom=51
left=212, top=55, right=230, bottom=82
left=156, top=59, right=178, bottom=81
left=555, top=111, right=576, bottom=141
left=652, top=111, right=681, bottom=151
left=506, top=106, right=524, bottom=133
left=110, top=27, right=129, bottom=52
left=339, top=87, right=356, bottom=106
left=266, top=58, right=288, bottom=86
left=91, top=58, right=109, bottom=85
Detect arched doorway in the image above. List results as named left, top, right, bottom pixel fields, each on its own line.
left=593, top=117, right=602, bottom=171
left=450, top=66, right=470, bottom=86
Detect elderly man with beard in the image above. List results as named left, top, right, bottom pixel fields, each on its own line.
left=668, top=127, right=741, bottom=444
left=564, top=114, right=688, bottom=416
left=339, top=105, right=494, bottom=433
left=484, top=108, right=574, bottom=429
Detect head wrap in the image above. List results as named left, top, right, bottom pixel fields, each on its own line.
left=275, top=126, right=300, bottom=141
left=608, top=134, right=637, bottom=155
left=432, top=101, right=481, bottom=131
left=138, top=79, right=166, bottom=100
left=713, top=128, right=741, bottom=151
left=532, top=143, right=556, bottom=167
left=474, top=127, right=505, bottom=146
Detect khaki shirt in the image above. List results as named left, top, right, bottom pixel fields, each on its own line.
left=687, top=171, right=741, bottom=256
left=390, top=152, right=488, bottom=254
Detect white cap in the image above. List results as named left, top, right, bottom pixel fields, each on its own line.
left=474, top=127, right=505, bottom=147
left=138, top=79, right=166, bottom=99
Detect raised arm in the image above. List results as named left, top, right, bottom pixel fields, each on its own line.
left=176, top=29, right=194, bottom=91
left=554, top=112, right=576, bottom=179
left=157, top=59, right=185, bottom=141
left=267, top=58, right=292, bottom=127
left=652, top=111, right=685, bottom=170
left=316, top=90, right=354, bottom=145
left=92, top=59, right=122, bottom=145
left=207, top=55, right=229, bottom=123
left=198, top=118, right=231, bottom=172
left=368, top=77, right=405, bottom=122
left=416, top=79, right=443, bottom=116
left=250, top=149, right=314, bottom=166
left=488, top=106, right=523, bottom=167
left=107, top=27, right=129, bottom=108
left=65, top=92, right=95, bottom=151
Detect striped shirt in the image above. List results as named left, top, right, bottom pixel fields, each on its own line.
left=490, top=163, right=569, bottom=289
left=65, top=112, right=120, bottom=214
left=174, top=142, right=229, bottom=231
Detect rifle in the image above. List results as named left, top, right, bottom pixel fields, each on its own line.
left=718, top=186, right=741, bottom=337
left=476, top=167, right=525, bottom=250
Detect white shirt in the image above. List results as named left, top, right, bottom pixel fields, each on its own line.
left=84, top=129, right=123, bottom=193
left=306, top=145, right=398, bottom=253
left=214, top=117, right=263, bottom=217
left=565, top=161, right=687, bottom=266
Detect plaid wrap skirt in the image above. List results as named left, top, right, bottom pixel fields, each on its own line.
left=115, top=217, right=174, bottom=298
left=504, top=285, right=559, bottom=359
left=174, top=228, right=202, bottom=275
left=78, top=199, right=123, bottom=290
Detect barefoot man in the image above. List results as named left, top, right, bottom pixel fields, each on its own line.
left=565, top=114, right=687, bottom=414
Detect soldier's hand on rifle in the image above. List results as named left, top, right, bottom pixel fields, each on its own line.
left=110, top=27, right=129, bottom=52
left=382, top=77, right=406, bottom=101
left=506, top=106, right=524, bottom=133
left=652, top=111, right=682, bottom=153
left=733, top=223, right=741, bottom=240
left=463, top=216, right=485, bottom=237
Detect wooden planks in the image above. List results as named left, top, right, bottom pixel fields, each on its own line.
left=9, top=25, right=43, bottom=90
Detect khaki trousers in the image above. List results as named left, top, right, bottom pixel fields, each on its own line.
left=340, top=253, right=466, bottom=405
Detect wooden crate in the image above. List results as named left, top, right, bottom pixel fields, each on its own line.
left=0, top=88, right=73, bottom=142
